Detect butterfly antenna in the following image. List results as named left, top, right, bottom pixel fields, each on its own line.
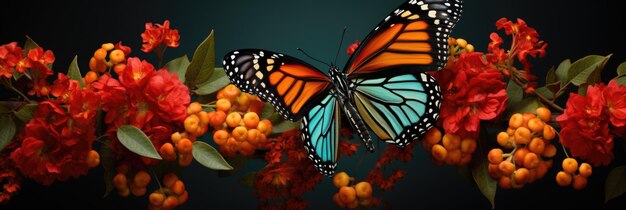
left=297, top=48, right=331, bottom=67
left=334, top=26, right=347, bottom=65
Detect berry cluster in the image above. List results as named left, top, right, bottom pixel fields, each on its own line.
left=423, top=128, right=477, bottom=166
left=113, top=168, right=151, bottom=197
left=488, top=107, right=556, bottom=189
left=148, top=173, right=189, bottom=210
left=332, top=172, right=377, bottom=209
left=209, top=84, right=272, bottom=157
left=556, top=158, right=592, bottom=190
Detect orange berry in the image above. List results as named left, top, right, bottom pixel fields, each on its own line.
left=239, top=141, right=256, bottom=156
left=442, top=133, right=461, bottom=150
left=536, top=107, right=552, bottom=122
left=172, top=180, right=186, bottom=195
left=498, top=176, right=512, bottom=189
left=496, top=132, right=511, bottom=147
left=579, top=163, right=592, bottom=177
left=509, top=113, right=524, bottom=128
left=162, top=195, right=179, bottom=209
left=212, top=129, right=229, bottom=145
left=134, top=171, right=151, bottom=188
left=527, top=118, right=545, bottom=133
left=130, top=183, right=147, bottom=196
left=101, top=43, right=115, bottom=51
left=556, top=171, right=572, bottom=186
left=197, top=111, right=210, bottom=125
left=109, top=49, right=125, bottom=63
left=163, top=173, right=179, bottom=188
left=465, top=44, right=475, bottom=53
left=445, top=149, right=462, bottom=165
left=346, top=200, right=359, bottom=209
left=237, top=94, right=251, bottom=107
left=257, top=119, right=273, bottom=136
left=338, top=186, right=357, bottom=204
left=226, top=112, right=242, bottom=128
left=355, top=182, right=373, bottom=199
left=113, top=173, right=128, bottom=190
left=542, top=143, right=557, bottom=158
left=488, top=148, right=503, bottom=164
left=333, top=193, right=346, bottom=208
left=523, top=153, right=540, bottom=169
left=543, top=125, right=556, bottom=141
left=86, top=150, right=100, bottom=168
left=232, top=126, right=248, bottom=142
left=171, top=132, right=182, bottom=144
left=160, top=143, right=176, bottom=161
left=514, top=168, right=530, bottom=185
left=187, top=102, right=202, bottom=115
left=456, top=38, right=468, bottom=48
left=562, top=158, right=579, bottom=174
left=84, top=71, right=99, bottom=85
left=184, top=115, right=200, bottom=134
left=514, top=127, right=531, bottom=145
left=176, top=138, right=193, bottom=154
left=256, top=133, right=268, bottom=146
left=488, top=163, right=503, bottom=179
left=94, top=48, right=108, bottom=61
left=221, top=137, right=239, bottom=157
left=535, top=161, right=549, bottom=180
left=506, top=127, right=516, bottom=136
left=333, top=172, right=351, bottom=188
left=113, top=63, right=126, bottom=75
left=222, top=84, right=241, bottom=99
left=118, top=187, right=130, bottom=197
left=243, top=112, right=260, bottom=129
left=89, top=57, right=107, bottom=73
left=572, top=175, right=588, bottom=190
left=149, top=192, right=166, bottom=206
left=247, top=129, right=262, bottom=145
left=211, top=111, right=227, bottom=127
left=528, top=137, right=545, bottom=154
left=460, top=153, right=472, bottom=165
left=460, top=138, right=476, bottom=154
left=178, top=154, right=193, bottom=167
left=514, top=147, right=529, bottom=166
left=216, top=99, right=232, bottom=113
left=178, top=190, right=189, bottom=205
left=498, top=161, right=515, bottom=176
left=424, top=128, right=442, bottom=145
left=431, top=144, right=447, bottom=161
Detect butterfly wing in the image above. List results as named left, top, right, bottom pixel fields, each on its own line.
left=222, top=49, right=332, bottom=121
left=345, top=0, right=463, bottom=78
left=301, top=94, right=340, bottom=176
left=352, top=72, right=441, bottom=146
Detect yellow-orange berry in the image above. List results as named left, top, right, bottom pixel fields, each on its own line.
left=542, top=143, right=557, bottom=158
left=523, top=153, right=540, bottom=169
left=84, top=71, right=99, bottom=85
left=509, top=113, right=524, bottom=128
left=113, top=63, right=126, bottom=75
left=118, top=187, right=130, bottom=197
left=130, top=183, right=147, bottom=196
left=198, top=111, right=210, bottom=125
left=460, top=138, right=476, bottom=154
left=113, top=173, right=128, bottom=190
left=239, top=141, right=256, bottom=156
left=543, top=125, right=556, bottom=141
left=90, top=57, right=107, bottom=73
left=572, top=175, right=588, bottom=190
left=216, top=99, right=232, bottom=113
left=211, top=111, right=226, bottom=127
left=579, top=163, right=592, bottom=177
left=528, top=137, right=545, bottom=154
left=496, top=132, right=510, bottom=147
left=134, top=171, right=151, bottom=188
left=94, top=48, right=108, bottom=61
left=442, top=133, right=461, bottom=150
left=355, top=182, right=373, bottom=199
left=86, top=150, right=100, bottom=168
left=498, top=161, right=515, bottom=176
left=162, top=195, right=179, bottom=209
left=101, top=43, right=115, bottom=51
left=247, top=129, right=262, bottom=145
left=160, top=143, right=176, bottom=161
left=243, top=112, right=260, bottom=129
left=431, top=144, right=447, bottom=161
left=338, top=186, right=357, bottom=204
left=445, top=149, right=462, bottom=165
left=163, top=173, right=179, bottom=188
left=176, top=138, right=193, bottom=154
left=172, top=180, right=186, bottom=195
left=536, top=107, right=552, bottom=122
left=213, top=129, right=229, bottom=145
left=149, top=192, right=166, bottom=206
left=109, top=49, right=125, bottom=64
left=488, top=148, right=503, bottom=164
left=184, top=115, right=200, bottom=134
left=178, top=154, right=193, bottom=167
left=232, top=126, right=248, bottom=142
left=465, top=44, right=475, bottom=53
left=171, top=132, right=182, bottom=144
left=178, top=191, right=189, bottom=205
left=226, top=112, right=242, bottom=128
left=527, top=118, right=545, bottom=133
left=556, top=171, right=572, bottom=186
left=456, top=38, right=468, bottom=48
left=514, top=168, right=530, bottom=185
left=514, top=147, right=529, bottom=166
left=488, top=163, right=502, bottom=179
left=514, top=127, right=531, bottom=145
left=536, top=161, right=549, bottom=179
left=187, top=102, right=202, bottom=115
left=346, top=200, right=359, bottom=209
left=424, top=128, right=442, bottom=145
left=333, top=172, right=351, bottom=188
left=562, top=158, right=579, bottom=174
left=506, top=127, right=516, bottom=136
left=498, top=176, right=512, bottom=189
left=333, top=193, right=346, bottom=208
left=257, top=120, right=273, bottom=136
left=237, top=94, right=251, bottom=107
left=222, top=84, right=241, bottom=99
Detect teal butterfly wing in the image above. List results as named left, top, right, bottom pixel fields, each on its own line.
left=301, top=94, right=341, bottom=175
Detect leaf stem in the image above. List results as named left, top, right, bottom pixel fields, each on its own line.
left=555, top=131, right=571, bottom=158
left=2, top=78, right=31, bottom=103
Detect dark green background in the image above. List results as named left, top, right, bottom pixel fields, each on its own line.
left=1, top=0, right=625, bottom=209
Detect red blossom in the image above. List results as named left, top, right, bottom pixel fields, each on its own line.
left=144, top=69, right=190, bottom=122
left=0, top=42, right=26, bottom=78
left=492, top=18, right=546, bottom=70
left=119, top=57, right=155, bottom=91
left=0, top=142, right=22, bottom=204
left=141, top=20, right=180, bottom=53
left=604, top=80, right=626, bottom=129
left=115, top=41, right=132, bottom=56
left=339, top=141, right=359, bottom=157
left=346, top=40, right=360, bottom=56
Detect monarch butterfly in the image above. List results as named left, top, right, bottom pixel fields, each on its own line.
left=222, top=0, right=463, bottom=175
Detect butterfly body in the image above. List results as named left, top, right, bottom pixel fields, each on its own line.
left=223, top=0, right=462, bottom=176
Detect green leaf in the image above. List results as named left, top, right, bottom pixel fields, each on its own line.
left=192, top=141, right=233, bottom=170
left=67, top=56, right=84, bottom=88
left=0, top=115, right=16, bottom=152
left=12, top=71, right=23, bottom=81
left=194, top=68, right=230, bottom=95
left=569, top=55, right=611, bottom=86
left=506, top=81, right=523, bottom=108
left=15, top=103, right=38, bottom=122
left=605, top=165, right=626, bottom=203
left=471, top=127, right=496, bottom=209
left=555, top=59, right=571, bottom=85
left=272, top=120, right=300, bottom=134
left=186, top=30, right=215, bottom=88
left=218, top=154, right=248, bottom=177
left=116, top=125, right=162, bottom=160
left=100, top=138, right=115, bottom=198
left=509, top=97, right=543, bottom=115
left=165, top=55, right=190, bottom=83
left=617, top=77, right=626, bottom=86
left=0, top=104, right=11, bottom=114
left=24, top=35, right=40, bottom=51
left=534, top=87, right=554, bottom=101
left=238, top=172, right=257, bottom=188
left=546, top=66, right=557, bottom=84
left=546, top=81, right=562, bottom=94
left=617, top=62, right=626, bottom=76
left=260, top=102, right=276, bottom=119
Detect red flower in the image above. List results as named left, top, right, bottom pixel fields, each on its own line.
left=0, top=42, right=26, bottom=78
left=604, top=80, right=626, bottom=128
left=0, top=142, right=22, bottom=204
left=25, top=47, right=55, bottom=97
left=91, top=73, right=129, bottom=128
left=144, top=69, right=190, bottom=122
left=119, top=57, right=156, bottom=90
left=557, top=84, right=614, bottom=166
left=50, top=73, right=80, bottom=102
left=434, top=52, right=507, bottom=137
left=493, top=18, right=546, bottom=70
left=141, top=20, right=180, bottom=53
left=338, top=141, right=359, bottom=157
left=115, top=41, right=132, bottom=56
left=346, top=40, right=360, bottom=56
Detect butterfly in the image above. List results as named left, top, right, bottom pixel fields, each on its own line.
left=222, top=0, right=463, bottom=176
